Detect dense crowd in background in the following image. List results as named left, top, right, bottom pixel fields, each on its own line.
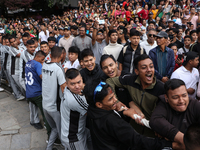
left=1, top=0, right=200, bottom=149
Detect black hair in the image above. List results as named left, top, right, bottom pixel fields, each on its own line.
left=83, top=79, right=111, bottom=107
left=23, top=27, right=29, bottom=32
left=100, top=54, right=116, bottom=68
left=184, top=123, right=200, bottom=150
left=31, top=37, right=38, bottom=42
left=35, top=50, right=46, bottom=57
left=47, top=36, right=56, bottom=42
left=108, top=29, right=118, bottom=37
left=133, top=54, right=151, bottom=69
left=40, top=41, right=48, bottom=46
left=196, top=27, right=200, bottom=34
left=51, top=46, right=63, bottom=58
left=8, top=35, right=16, bottom=42
left=81, top=48, right=94, bottom=60
left=148, top=21, right=156, bottom=25
left=65, top=68, right=80, bottom=81
left=169, top=43, right=178, bottom=48
left=68, top=46, right=80, bottom=55
left=190, top=30, right=197, bottom=36
left=185, top=28, right=191, bottom=35
left=164, top=79, right=185, bottom=96
left=130, top=28, right=141, bottom=37
left=184, top=35, right=192, bottom=41
left=40, top=23, right=46, bottom=26
left=26, top=39, right=35, bottom=45
left=22, top=32, right=30, bottom=38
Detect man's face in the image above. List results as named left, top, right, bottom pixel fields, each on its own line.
left=68, top=52, right=78, bottom=62
left=5, top=39, right=10, bottom=46
left=101, top=57, right=118, bottom=78
left=59, top=30, right=64, bottom=35
left=147, top=31, right=156, bottom=43
left=67, top=74, right=83, bottom=94
left=190, top=57, right=199, bottom=68
left=10, top=38, right=18, bottom=48
left=64, top=30, right=71, bottom=37
left=79, top=27, right=86, bottom=37
left=97, top=31, right=104, bottom=41
left=71, top=29, right=78, bottom=36
left=148, top=23, right=155, bottom=30
left=129, top=36, right=140, bottom=46
left=178, top=29, right=183, bottom=37
left=22, top=37, right=28, bottom=46
left=184, top=38, right=191, bottom=46
left=40, top=44, right=50, bottom=55
left=166, top=85, right=189, bottom=112
left=83, top=56, right=96, bottom=71
left=35, top=55, right=45, bottom=64
left=191, top=8, right=196, bottom=14
left=156, top=37, right=167, bottom=46
left=27, top=44, right=35, bottom=55
left=97, top=87, right=117, bottom=111
left=109, top=32, right=118, bottom=43
left=135, top=58, right=155, bottom=85
left=48, top=41, right=56, bottom=49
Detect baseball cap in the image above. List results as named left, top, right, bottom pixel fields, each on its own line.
left=64, top=26, right=70, bottom=30
left=182, top=51, right=199, bottom=66
left=168, top=19, right=174, bottom=23
left=149, top=12, right=153, bottom=15
left=59, top=27, right=64, bottom=30
left=155, top=31, right=168, bottom=39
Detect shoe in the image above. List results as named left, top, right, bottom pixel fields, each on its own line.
left=16, top=95, right=25, bottom=101
left=0, top=87, right=4, bottom=92
left=30, top=122, right=43, bottom=129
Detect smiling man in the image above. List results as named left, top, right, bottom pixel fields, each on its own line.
left=106, top=54, right=165, bottom=137
left=150, top=79, right=200, bottom=150
left=80, top=48, right=106, bottom=84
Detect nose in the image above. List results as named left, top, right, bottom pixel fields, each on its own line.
left=108, top=66, right=112, bottom=72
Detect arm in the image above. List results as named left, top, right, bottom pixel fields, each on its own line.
left=92, top=21, right=98, bottom=46
left=106, top=77, right=124, bottom=97
left=197, top=12, right=200, bottom=24
left=104, top=22, right=109, bottom=44
left=166, top=51, right=175, bottom=78
left=187, top=14, right=194, bottom=22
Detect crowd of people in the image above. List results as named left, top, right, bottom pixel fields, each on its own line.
left=1, top=0, right=200, bottom=149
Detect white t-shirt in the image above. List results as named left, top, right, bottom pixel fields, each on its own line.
left=39, top=30, right=49, bottom=42
left=64, top=59, right=80, bottom=70
left=171, top=66, right=199, bottom=99
left=140, top=40, right=157, bottom=55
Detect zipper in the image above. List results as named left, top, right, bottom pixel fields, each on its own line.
left=140, top=91, right=145, bottom=107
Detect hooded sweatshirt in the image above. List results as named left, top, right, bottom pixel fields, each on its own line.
left=87, top=106, right=172, bottom=150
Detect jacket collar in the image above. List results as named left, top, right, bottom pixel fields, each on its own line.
left=135, top=76, right=157, bottom=89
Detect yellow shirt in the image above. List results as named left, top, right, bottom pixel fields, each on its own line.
left=152, top=9, right=158, bottom=19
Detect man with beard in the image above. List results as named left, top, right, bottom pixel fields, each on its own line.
left=106, top=54, right=165, bottom=137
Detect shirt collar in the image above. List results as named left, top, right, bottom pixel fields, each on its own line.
left=157, top=46, right=168, bottom=52
left=135, top=76, right=157, bottom=89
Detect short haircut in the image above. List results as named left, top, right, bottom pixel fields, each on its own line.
left=108, top=29, right=118, bottom=37
left=130, top=28, right=141, bottom=37
left=65, top=68, right=80, bottom=81
left=26, top=39, right=35, bottom=45
left=184, top=123, right=200, bottom=150
left=100, top=54, right=116, bottom=68
left=22, top=32, right=30, bottom=38
left=70, top=25, right=78, bottom=30
left=40, top=23, right=46, bottom=26
left=35, top=50, right=46, bottom=57
left=81, top=48, right=94, bottom=60
left=23, top=27, right=29, bottom=32
left=9, top=35, right=16, bottom=41
left=196, top=27, right=200, bottom=34
left=51, top=46, right=63, bottom=58
left=40, top=41, right=48, bottom=46
left=133, top=54, right=151, bottom=69
left=169, top=43, right=178, bottom=48
left=32, top=37, right=38, bottom=42
left=184, top=35, right=192, bottom=41
left=48, top=36, right=56, bottom=42
left=190, top=30, right=197, bottom=36
left=164, top=79, right=185, bottom=95
left=68, top=46, right=80, bottom=54
left=148, top=21, right=156, bottom=25
left=60, top=46, right=66, bottom=53
left=147, top=29, right=156, bottom=34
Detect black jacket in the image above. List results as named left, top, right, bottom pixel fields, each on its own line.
left=80, top=64, right=106, bottom=84
left=87, top=106, right=172, bottom=150
left=150, top=96, right=200, bottom=141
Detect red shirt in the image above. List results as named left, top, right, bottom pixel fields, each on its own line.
left=137, top=9, right=149, bottom=20
left=126, top=11, right=131, bottom=22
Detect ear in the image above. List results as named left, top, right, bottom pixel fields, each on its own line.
left=95, top=102, right=103, bottom=109
left=94, top=57, right=96, bottom=62
left=134, top=68, right=139, bottom=75
left=164, top=94, right=168, bottom=103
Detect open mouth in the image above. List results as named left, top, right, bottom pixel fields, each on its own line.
left=88, top=65, right=93, bottom=70
left=146, top=73, right=152, bottom=81
left=108, top=71, right=114, bottom=77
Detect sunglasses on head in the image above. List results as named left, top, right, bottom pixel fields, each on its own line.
left=148, top=34, right=156, bottom=37
left=93, top=81, right=106, bottom=102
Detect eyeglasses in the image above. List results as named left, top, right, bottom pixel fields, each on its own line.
left=148, top=34, right=156, bottom=37
left=97, top=33, right=103, bottom=35
left=93, top=81, right=106, bottom=102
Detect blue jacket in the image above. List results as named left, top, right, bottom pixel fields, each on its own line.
left=149, top=46, right=175, bottom=80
